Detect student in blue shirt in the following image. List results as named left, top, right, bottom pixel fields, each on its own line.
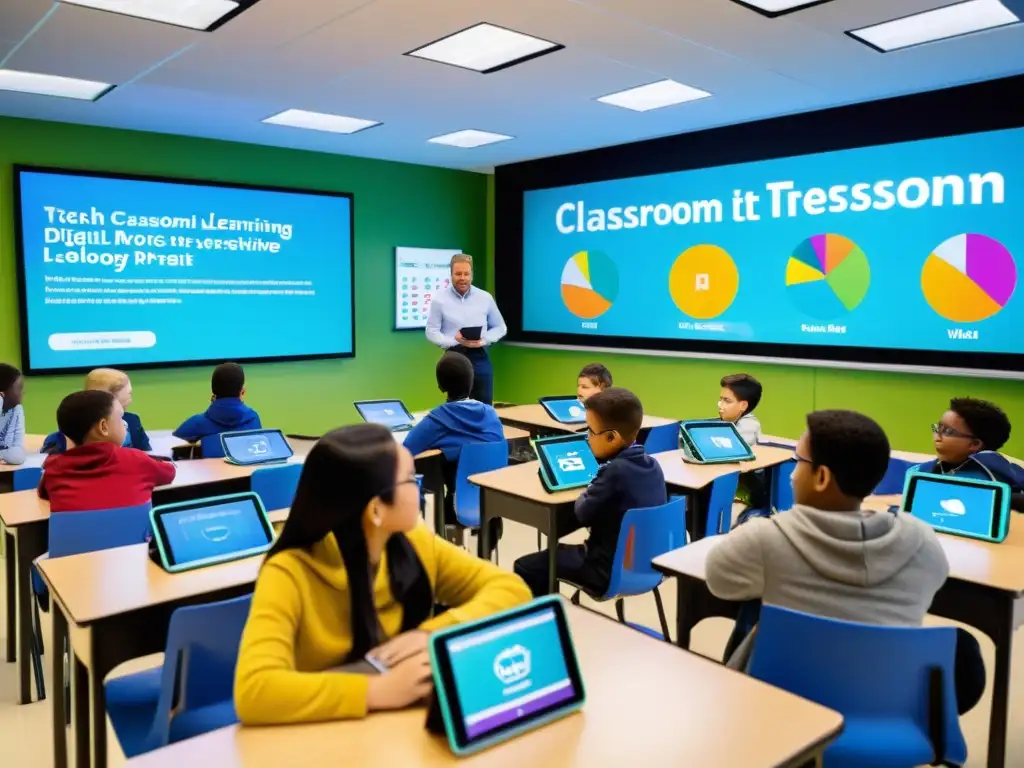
left=513, top=388, right=667, bottom=597
left=43, top=368, right=151, bottom=454
left=174, top=362, right=262, bottom=444
left=404, top=352, right=505, bottom=526
left=917, top=397, right=1024, bottom=510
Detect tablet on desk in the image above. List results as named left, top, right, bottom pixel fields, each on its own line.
left=460, top=326, right=482, bottom=341
left=538, top=396, right=587, bottom=425
left=427, top=596, right=585, bottom=756
left=534, top=433, right=599, bottom=492
left=220, top=429, right=293, bottom=466
left=901, top=472, right=1010, bottom=543
left=679, top=420, right=755, bottom=464
left=354, top=399, right=417, bottom=432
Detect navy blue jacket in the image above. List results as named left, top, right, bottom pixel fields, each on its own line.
left=403, top=399, right=505, bottom=461
left=916, top=451, right=1024, bottom=511
left=173, top=398, right=262, bottom=443
left=43, top=411, right=151, bottom=454
left=575, top=443, right=667, bottom=576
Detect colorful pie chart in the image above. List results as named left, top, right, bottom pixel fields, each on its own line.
left=561, top=250, right=619, bottom=319
left=921, top=234, right=1016, bottom=323
left=785, top=234, right=870, bottom=319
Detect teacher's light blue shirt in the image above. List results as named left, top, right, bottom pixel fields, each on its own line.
left=425, top=284, right=507, bottom=349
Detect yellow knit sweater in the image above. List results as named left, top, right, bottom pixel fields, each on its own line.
left=234, top=522, right=531, bottom=725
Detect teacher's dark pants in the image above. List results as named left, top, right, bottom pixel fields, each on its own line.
left=451, top=346, right=493, bottom=404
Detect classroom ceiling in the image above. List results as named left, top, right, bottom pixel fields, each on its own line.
left=0, top=0, right=1022, bottom=173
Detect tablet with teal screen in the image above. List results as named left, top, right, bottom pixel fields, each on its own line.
left=427, top=596, right=585, bottom=756
left=901, top=472, right=1010, bottom=543
left=534, top=434, right=599, bottom=491
left=679, top=420, right=755, bottom=464
left=220, top=428, right=293, bottom=466
left=538, top=396, right=587, bottom=425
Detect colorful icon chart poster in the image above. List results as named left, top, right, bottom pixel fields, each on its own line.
left=395, top=247, right=460, bottom=330
left=521, top=125, right=1023, bottom=358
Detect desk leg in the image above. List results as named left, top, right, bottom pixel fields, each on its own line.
left=547, top=511, right=559, bottom=596
left=15, top=522, right=46, bottom=704
left=672, top=575, right=739, bottom=651
left=985, top=595, right=1014, bottom=768
left=73, top=654, right=90, bottom=768
left=4, top=530, right=14, bottom=663
left=51, top=605, right=68, bottom=768
left=415, top=454, right=445, bottom=537
left=684, top=490, right=706, bottom=542
left=478, top=489, right=491, bottom=559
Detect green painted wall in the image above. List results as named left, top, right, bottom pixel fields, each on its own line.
left=0, top=117, right=487, bottom=435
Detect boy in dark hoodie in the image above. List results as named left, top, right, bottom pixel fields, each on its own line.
left=404, top=352, right=505, bottom=524
left=40, top=390, right=176, bottom=512
left=917, top=397, right=1024, bottom=511
left=513, top=387, right=667, bottom=597
left=707, top=409, right=984, bottom=714
left=174, top=362, right=262, bottom=444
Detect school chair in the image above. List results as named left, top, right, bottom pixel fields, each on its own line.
left=770, top=460, right=796, bottom=513
left=251, top=463, right=302, bottom=512
left=565, top=497, right=685, bottom=641
left=454, top=440, right=508, bottom=560
left=200, top=434, right=226, bottom=459
left=874, top=457, right=916, bottom=495
left=704, top=471, right=740, bottom=537
left=642, top=422, right=680, bottom=454
left=105, top=594, right=253, bottom=758
left=749, top=605, right=967, bottom=768
left=12, top=465, right=43, bottom=492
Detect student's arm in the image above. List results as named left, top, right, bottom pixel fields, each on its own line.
left=402, top=416, right=442, bottom=458
left=573, top=466, right=616, bottom=526
left=483, top=295, right=507, bottom=345
left=144, top=452, right=177, bottom=487
left=705, top=520, right=768, bottom=601
left=419, top=533, right=531, bottom=631
left=0, top=406, right=26, bottom=465
left=235, top=563, right=371, bottom=724
left=425, top=300, right=456, bottom=349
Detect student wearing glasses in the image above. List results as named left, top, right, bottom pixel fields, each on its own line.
left=513, top=388, right=666, bottom=598
left=234, top=424, right=531, bottom=725
left=916, top=397, right=1024, bottom=510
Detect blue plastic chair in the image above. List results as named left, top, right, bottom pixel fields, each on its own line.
left=705, top=471, right=740, bottom=537
left=12, top=466, right=43, bottom=491
left=749, top=605, right=967, bottom=768
left=875, top=457, right=916, bottom=495
left=454, top=440, right=509, bottom=529
left=770, top=460, right=796, bottom=513
left=105, top=594, right=253, bottom=758
left=642, top=422, right=680, bottom=454
left=564, top=498, right=685, bottom=641
left=250, top=463, right=302, bottom=512
left=200, top=434, right=226, bottom=459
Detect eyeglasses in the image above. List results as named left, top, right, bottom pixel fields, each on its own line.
left=931, top=423, right=975, bottom=440
left=586, top=426, right=617, bottom=438
left=792, top=452, right=813, bottom=465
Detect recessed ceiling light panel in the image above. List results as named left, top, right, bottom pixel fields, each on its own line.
left=263, top=109, right=381, bottom=135
left=0, top=69, right=113, bottom=101
left=428, top=130, right=514, bottom=148
left=406, top=22, right=563, bottom=73
left=597, top=79, right=712, bottom=112
left=60, top=0, right=262, bottom=32
left=847, top=0, right=1019, bottom=52
left=729, top=0, right=837, bottom=18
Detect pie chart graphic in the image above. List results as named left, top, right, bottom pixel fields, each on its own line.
left=921, top=234, right=1016, bottom=323
left=668, top=244, right=739, bottom=319
left=561, top=251, right=619, bottom=319
left=785, top=234, right=870, bottom=319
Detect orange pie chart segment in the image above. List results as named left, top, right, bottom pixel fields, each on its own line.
left=921, top=254, right=1002, bottom=323
left=668, top=244, right=739, bottom=320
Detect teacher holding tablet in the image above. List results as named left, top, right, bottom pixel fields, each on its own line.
left=425, top=254, right=507, bottom=404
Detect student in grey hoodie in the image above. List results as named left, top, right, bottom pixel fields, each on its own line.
left=707, top=409, right=985, bottom=714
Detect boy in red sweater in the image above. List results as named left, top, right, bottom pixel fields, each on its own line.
left=40, top=390, right=176, bottom=512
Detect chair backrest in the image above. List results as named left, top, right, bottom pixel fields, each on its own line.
left=705, top=471, right=740, bottom=537
left=454, top=440, right=509, bottom=528
left=12, top=466, right=43, bottom=492
left=749, top=605, right=967, bottom=767
left=146, top=594, right=253, bottom=748
left=874, top=457, right=915, bottom=495
left=642, top=423, right=680, bottom=454
left=200, top=434, right=225, bottom=459
left=48, top=503, right=153, bottom=558
left=770, top=460, right=796, bottom=513
left=250, top=463, right=303, bottom=512
left=605, top=497, right=686, bottom=599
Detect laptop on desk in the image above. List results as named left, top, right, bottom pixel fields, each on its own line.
left=354, top=400, right=418, bottom=433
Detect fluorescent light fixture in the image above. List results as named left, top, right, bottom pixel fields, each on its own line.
left=0, top=69, right=113, bottom=101
left=728, top=0, right=836, bottom=18
left=597, top=79, right=712, bottom=112
left=406, top=22, right=563, bottom=73
left=60, top=0, right=260, bottom=32
left=262, top=109, right=381, bottom=135
left=428, top=130, right=514, bottom=148
left=847, top=0, right=1019, bottom=52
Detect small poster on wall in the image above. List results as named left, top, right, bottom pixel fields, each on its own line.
left=395, top=246, right=460, bottom=330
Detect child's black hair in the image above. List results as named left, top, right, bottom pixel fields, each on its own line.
left=949, top=397, right=1011, bottom=451
left=720, top=373, right=762, bottom=415
left=585, top=387, right=643, bottom=443
left=578, top=363, right=613, bottom=389
left=806, top=409, right=890, bottom=499
left=212, top=362, right=245, bottom=399
left=56, top=390, right=116, bottom=446
left=436, top=352, right=474, bottom=401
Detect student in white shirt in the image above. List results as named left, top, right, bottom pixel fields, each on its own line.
left=0, top=364, right=26, bottom=466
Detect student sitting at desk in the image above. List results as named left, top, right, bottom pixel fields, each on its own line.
left=234, top=423, right=530, bottom=724
left=576, top=362, right=613, bottom=402
left=718, top=373, right=762, bottom=446
left=513, top=388, right=667, bottom=598
left=918, top=397, right=1024, bottom=510
left=173, top=362, right=261, bottom=444
left=42, top=368, right=151, bottom=453
left=705, top=409, right=985, bottom=715
left=0, top=363, right=26, bottom=466
left=40, top=391, right=176, bottom=512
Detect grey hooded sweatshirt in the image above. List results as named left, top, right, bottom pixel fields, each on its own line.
left=707, top=504, right=949, bottom=665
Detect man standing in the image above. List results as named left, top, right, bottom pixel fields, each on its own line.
left=425, top=254, right=506, bottom=404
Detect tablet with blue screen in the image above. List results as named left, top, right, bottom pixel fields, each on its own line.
left=220, top=429, right=293, bottom=466
left=679, top=420, right=755, bottom=464
left=901, top=472, right=1010, bottom=543
left=534, top=434, right=599, bottom=492
left=427, top=596, right=585, bottom=756
left=149, top=492, right=274, bottom=573
left=538, top=396, right=587, bottom=425
left=354, top=399, right=417, bottom=432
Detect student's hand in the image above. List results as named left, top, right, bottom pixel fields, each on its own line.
left=370, top=629, right=429, bottom=666
left=366, top=651, right=433, bottom=711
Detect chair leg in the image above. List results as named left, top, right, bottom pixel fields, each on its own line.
left=30, top=602, right=46, bottom=701
left=653, top=586, right=672, bottom=643
left=536, top=531, right=543, bottom=551
left=615, top=598, right=626, bottom=624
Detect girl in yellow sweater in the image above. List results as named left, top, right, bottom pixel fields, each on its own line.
left=234, top=423, right=531, bottom=725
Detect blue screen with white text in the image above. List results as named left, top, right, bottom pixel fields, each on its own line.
left=357, top=401, right=414, bottom=429
left=162, top=498, right=270, bottom=565
left=543, top=399, right=586, bottom=424
left=222, top=431, right=291, bottom=464
left=689, top=425, right=750, bottom=460
left=538, top=438, right=598, bottom=487
left=909, top=478, right=997, bottom=538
